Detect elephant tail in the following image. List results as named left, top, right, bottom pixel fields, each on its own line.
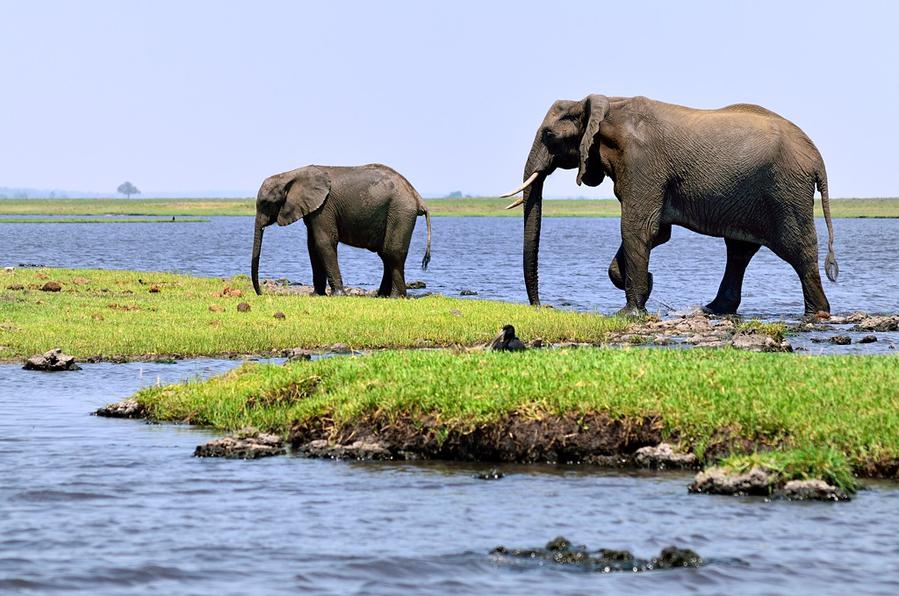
left=816, top=169, right=838, bottom=282
left=420, top=204, right=431, bottom=271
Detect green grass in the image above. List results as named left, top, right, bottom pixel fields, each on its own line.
left=0, top=217, right=207, bottom=224
left=134, top=348, right=899, bottom=484
left=2, top=197, right=897, bottom=218
left=736, top=320, right=788, bottom=343
left=719, top=447, right=858, bottom=492
left=0, top=268, right=626, bottom=361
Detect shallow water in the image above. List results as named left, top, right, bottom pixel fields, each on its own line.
left=2, top=215, right=897, bottom=317
left=4, top=214, right=897, bottom=353
left=2, top=361, right=899, bottom=595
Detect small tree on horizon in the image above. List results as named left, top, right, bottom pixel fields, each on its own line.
left=117, top=181, right=140, bottom=198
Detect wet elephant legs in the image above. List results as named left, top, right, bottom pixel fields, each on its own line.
left=703, top=238, right=761, bottom=315
left=608, top=223, right=671, bottom=313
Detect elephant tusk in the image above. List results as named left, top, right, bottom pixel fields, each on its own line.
left=505, top=197, right=525, bottom=209
left=498, top=171, right=540, bottom=198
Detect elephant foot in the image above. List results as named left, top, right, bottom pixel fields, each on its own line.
left=702, top=300, right=739, bottom=316
left=616, top=305, right=648, bottom=318
left=330, top=288, right=346, bottom=297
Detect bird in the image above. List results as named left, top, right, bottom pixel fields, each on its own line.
left=490, top=324, right=526, bottom=351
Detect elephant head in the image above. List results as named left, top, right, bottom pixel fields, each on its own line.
left=502, top=95, right=611, bottom=305
left=251, top=165, right=331, bottom=295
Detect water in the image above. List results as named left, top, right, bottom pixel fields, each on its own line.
left=2, top=361, right=898, bottom=595
left=2, top=216, right=897, bottom=318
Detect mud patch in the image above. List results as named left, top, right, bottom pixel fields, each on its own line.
left=290, top=411, right=664, bottom=463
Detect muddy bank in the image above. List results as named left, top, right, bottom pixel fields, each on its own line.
left=288, top=411, right=703, bottom=466
left=689, top=466, right=851, bottom=501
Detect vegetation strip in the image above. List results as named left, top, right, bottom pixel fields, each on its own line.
left=130, top=348, right=898, bottom=489
left=0, top=217, right=208, bottom=224
left=0, top=197, right=897, bottom=218
left=0, top=268, right=626, bottom=361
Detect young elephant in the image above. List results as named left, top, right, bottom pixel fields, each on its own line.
left=251, top=164, right=431, bottom=297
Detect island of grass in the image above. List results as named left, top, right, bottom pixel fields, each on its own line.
left=0, top=268, right=627, bottom=361
left=1, top=197, right=898, bottom=218
left=127, top=347, right=898, bottom=494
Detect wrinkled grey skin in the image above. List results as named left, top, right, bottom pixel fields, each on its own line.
left=252, top=164, right=431, bottom=297
left=516, top=95, right=838, bottom=316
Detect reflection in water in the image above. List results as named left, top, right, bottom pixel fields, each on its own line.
left=1, top=361, right=899, bottom=594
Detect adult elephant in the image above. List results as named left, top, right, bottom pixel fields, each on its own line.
left=251, top=164, right=431, bottom=297
left=501, top=95, right=838, bottom=316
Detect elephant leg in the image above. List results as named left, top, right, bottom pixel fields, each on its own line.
left=609, top=224, right=669, bottom=295
left=616, top=214, right=666, bottom=315
left=704, top=238, right=761, bottom=315
left=770, top=240, right=830, bottom=316
left=377, top=254, right=392, bottom=297
left=307, top=232, right=327, bottom=296
left=388, top=258, right=407, bottom=297
left=311, top=230, right=345, bottom=296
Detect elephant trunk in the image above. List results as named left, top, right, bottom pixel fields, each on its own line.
left=522, top=138, right=551, bottom=305
left=251, top=216, right=265, bottom=295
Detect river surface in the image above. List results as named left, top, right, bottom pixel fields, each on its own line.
left=2, top=215, right=897, bottom=318
left=2, top=360, right=898, bottom=595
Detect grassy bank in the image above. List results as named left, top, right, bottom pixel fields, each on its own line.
left=0, top=217, right=208, bottom=224
left=2, top=197, right=898, bottom=218
left=0, top=268, right=625, bottom=360
left=134, top=348, right=899, bottom=487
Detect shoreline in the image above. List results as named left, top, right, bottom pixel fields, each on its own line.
left=1, top=197, right=898, bottom=219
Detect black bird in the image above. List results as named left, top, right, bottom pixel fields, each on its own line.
left=490, top=324, right=526, bottom=351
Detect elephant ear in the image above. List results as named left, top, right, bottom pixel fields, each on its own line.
left=577, top=94, right=610, bottom=186
left=277, top=166, right=331, bottom=226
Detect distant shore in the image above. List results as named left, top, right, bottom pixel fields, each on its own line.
left=1, top=197, right=897, bottom=218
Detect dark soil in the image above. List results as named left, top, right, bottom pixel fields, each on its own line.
left=290, top=411, right=665, bottom=464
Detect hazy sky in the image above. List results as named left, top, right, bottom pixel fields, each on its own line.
left=2, top=1, right=897, bottom=197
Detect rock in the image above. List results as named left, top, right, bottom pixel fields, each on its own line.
left=406, top=280, right=426, bottom=289
left=634, top=443, right=698, bottom=469
left=490, top=537, right=702, bottom=572
left=273, top=311, right=286, bottom=320
left=529, top=337, right=544, bottom=348
left=329, top=343, right=351, bottom=354
left=654, top=546, right=703, bottom=569
left=689, top=466, right=776, bottom=496
left=731, top=330, right=792, bottom=352
left=830, top=335, right=851, bottom=345
left=23, top=348, right=81, bottom=371
left=296, top=438, right=392, bottom=460
left=236, top=302, right=251, bottom=312
left=475, top=468, right=504, bottom=480
left=850, top=315, right=899, bottom=332
left=194, top=430, right=285, bottom=459
left=40, top=281, right=62, bottom=292
left=6, top=284, right=24, bottom=290
left=148, top=285, right=160, bottom=293
left=284, top=348, right=313, bottom=361
left=858, top=335, right=878, bottom=344
left=780, top=479, right=850, bottom=501
left=459, top=289, right=478, bottom=296
left=94, top=398, right=144, bottom=418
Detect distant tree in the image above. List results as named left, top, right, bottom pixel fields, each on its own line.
left=117, top=181, right=140, bottom=198
left=446, top=191, right=463, bottom=198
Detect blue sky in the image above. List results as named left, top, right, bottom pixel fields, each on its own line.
left=1, top=1, right=897, bottom=197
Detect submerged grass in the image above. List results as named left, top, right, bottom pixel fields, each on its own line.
left=135, top=348, right=899, bottom=484
left=1, top=197, right=897, bottom=218
left=0, top=268, right=626, bottom=360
